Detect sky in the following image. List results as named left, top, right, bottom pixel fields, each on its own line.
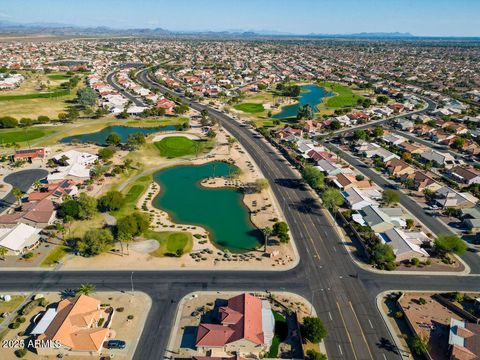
left=0, top=0, right=479, bottom=36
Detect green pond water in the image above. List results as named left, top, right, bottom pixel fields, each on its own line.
left=153, top=162, right=262, bottom=252
left=60, top=125, right=176, bottom=145
left=273, top=84, right=333, bottom=119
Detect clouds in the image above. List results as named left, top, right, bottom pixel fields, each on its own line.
left=0, top=12, right=12, bottom=19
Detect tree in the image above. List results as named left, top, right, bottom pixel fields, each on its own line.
left=376, top=95, right=389, bottom=104
left=306, top=350, right=327, bottom=360
left=67, top=108, right=79, bottom=121
left=0, top=116, right=18, bottom=128
left=411, top=335, right=430, bottom=355
left=321, top=187, right=344, bottom=212
left=126, top=133, right=146, bottom=150
left=302, top=316, right=327, bottom=343
left=262, top=227, right=272, bottom=252
left=329, top=119, right=341, bottom=130
left=0, top=247, right=7, bottom=260
left=106, top=132, right=121, bottom=146
left=98, top=147, right=115, bottom=160
left=98, top=191, right=124, bottom=212
left=174, top=103, right=189, bottom=115
left=227, top=137, right=237, bottom=154
left=76, top=283, right=96, bottom=296
left=372, top=243, right=396, bottom=270
left=401, top=151, right=412, bottom=162
left=77, top=193, right=98, bottom=219
left=382, top=189, right=400, bottom=205
left=372, top=126, right=384, bottom=137
left=406, top=219, right=415, bottom=229
left=273, top=221, right=290, bottom=243
left=352, top=129, right=367, bottom=141
left=200, top=109, right=209, bottom=120
left=76, top=87, right=97, bottom=108
left=297, top=104, right=315, bottom=120
left=75, top=228, right=113, bottom=256
left=58, top=199, right=81, bottom=219
left=117, top=212, right=150, bottom=239
left=452, top=137, right=465, bottom=150
left=254, top=178, right=269, bottom=193
left=302, top=165, right=325, bottom=190
left=434, top=234, right=467, bottom=255
left=11, top=187, right=23, bottom=206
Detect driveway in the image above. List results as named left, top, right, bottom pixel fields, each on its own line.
left=0, top=168, right=48, bottom=213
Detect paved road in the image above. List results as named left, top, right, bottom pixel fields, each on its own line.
left=326, top=143, right=480, bottom=273
left=0, top=168, right=48, bottom=214
left=106, top=69, right=146, bottom=107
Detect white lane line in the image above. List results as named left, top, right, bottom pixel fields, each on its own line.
left=368, top=319, right=373, bottom=329
left=333, top=246, right=337, bottom=252
left=382, top=354, right=387, bottom=360
left=328, top=312, right=333, bottom=321
left=338, top=344, right=343, bottom=355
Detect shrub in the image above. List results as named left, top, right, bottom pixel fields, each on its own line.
left=418, top=297, right=427, bottom=305
left=127, top=314, right=134, bottom=320
left=116, top=307, right=124, bottom=312
left=9, top=322, right=20, bottom=329
left=410, top=257, right=420, bottom=266
left=14, top=348, right=27, bottom=358
left=98, top=318, right=105, bottom=327
left=394, top=311, right=404, bottom=319
left=16, top=317, right=26, bottom=323
left=302, top=316, right=327, bottom=342
left=23, top=252, right=34, bottom=259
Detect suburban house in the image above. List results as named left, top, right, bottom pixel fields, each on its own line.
left=449, top=166, right=480, bottom=186
left=356, top=142, right=399, bottom=162
left=10, top=148, right=48, bottom=163
left=0, top=223, right=41, bottom=255
left=316, top=160, right=345, bottom=177
left=0, top=198, right=56, bottom=227
left=352, top=205, right=406, bottom=232
left=381, top=133, right=407, bottom=145
left=385, top=158, right=415, bottom=177
left=402, top=171, right=442, bottom=192
left=331, top=173, right=371, bottom=190
left=33, top=294, right=113, bottom=355
left=195, top=293, right=274, bottom=356
left=28, top=179, right=78, bottom=202
left=460, top=208, right=480, bottom=232
left=420, top=150, right=459, bottom=168
left=342, top=187, right=382, bottom=210
left=378, top=228, right=431, bottom=262
left=434, top=187, right=478, bottom=209
left=47, top=150, right=98, bottom=182
left=397, top=142, right=425, bottom=155
left=448, top=318, right=480, bottom=360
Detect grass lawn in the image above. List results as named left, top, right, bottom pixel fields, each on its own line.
left=234, top=103, right=265, bottom=113
left=126, top=117, right=188, bottom=127
left=145, top=230, right=193, bottom=257
left=318, top=81, right=364, bottom=108
left=40, top=245, right=69, bottom=267
left=0, top=88, right=71, bottom=101
left=111, top=174, right=152, bottom=219
left=154, top=136, right=214, bottom=158
left=265, top=311, right=288, bottom=358
left=47, top=74, right=72, bottom=81
left=266, top=336, right=281, bottom=358
left=0, top=295, right=26, bottom=314
left=0, top=128, right=53, bottom=145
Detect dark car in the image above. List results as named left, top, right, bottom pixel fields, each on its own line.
left=106, top=340, right=126, bottom=349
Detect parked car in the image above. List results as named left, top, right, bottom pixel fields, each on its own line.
left=106, top=340, right=126, bottom=349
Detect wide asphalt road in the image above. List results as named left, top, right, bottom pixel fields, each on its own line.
left=0, top=168, right=48, bottom=214
left=326, top=143, right=480, bottom=274
left=106, top=70, right=146, bottom=107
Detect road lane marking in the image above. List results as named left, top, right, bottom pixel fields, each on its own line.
left=349, top=301, right=374, bottom=360
left=338, top=344, right=343, bottom=356
left=382, top=354, right=387, bottom=360
left=368, top=319, right=373, bottom=329
left=328, top=312, right=333, bottom=321
left=333, top=246, right=337, bottom=252
left=336, top=302, right=358, bottom=360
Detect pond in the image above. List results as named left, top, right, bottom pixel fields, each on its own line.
left=60, top=125, right=177, bottom=145
left=152, top=161, right=262, bottom=252
left=272, top=84, right=333, bottom=119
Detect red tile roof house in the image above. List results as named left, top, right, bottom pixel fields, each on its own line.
left=10, top=148, right=47, bottom=162
left=195, top=293, right=274, bottom=356
left=28, top=180, right=78, bottom=202
left=0, top=198, right=56, bottom=228
left=156, top=98, right=176, bottom=114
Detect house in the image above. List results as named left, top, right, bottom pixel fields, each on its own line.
left=11, top=148, right=47, bottom=162
left=449, top=166, right=480, bottom=186
left=403, top=171, right=442, bottom=192
left=34, top=294, right=112, bottom=355
left=28, top=180, right=78, bottom=202
left=195, top=293, right=274, bottom=355
left=0, top=198, right=56, bottom=227
left=434, top=186, right=478, bottom=209
left=274, top=127, right=303, bottom=140
left=381, top=133, right=407, bottom=146
left=448, top=318, right=480, bottom=360
left=358, top=143, right=399, bottom=162
left=397, top=142, right=425, bottom=155
left=0, top=223, right=41, bottom=255
left=353, top=205, right=406, bottom=232
left=47, top=150, right=98, bottom=181
left=378, top=228, right=431, bottom=262
left=342, top=187, right=382, bottom=210
left=459, top=208, right=480, bottom=232
left=385, top=158, right=415, bottom=177
left=420, top=150, right=459, bottom=168
left=316, top=160, right=344, bottom=176
left=331, top=173, right=371, bottom=190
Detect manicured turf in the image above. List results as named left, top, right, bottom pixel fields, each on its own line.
left=0, top=295, right=26, bottom=313
left=318, top=81, right=364, bottom=108
left=266, top=336, right=281, bottom=358
left=154, top=136, right=213, bottom=158
left=47, top=74, right=71, bottom=80
left=234, top=103, right=265, bottom=113
left=0, top=128, right=48, bottom=144
left=0, top=88, right=71, bottom=101
left=145, top=230, right=193, bottom=257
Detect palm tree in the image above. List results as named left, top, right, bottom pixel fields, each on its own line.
left=76, top=283, right=96, bottom=296
left=262, top=227, right=272, bottom=253
left=227, top=137, right=237, bottom=154
left=0, top=247, right=7, bottom=261
left=11, top=187, right=23, bottom=207
left=411, top=335, right=430, bottom=355
left=33, top=179, right=42, bottom=191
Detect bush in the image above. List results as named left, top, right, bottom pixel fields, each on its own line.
left=127, top=314, right=134, bottom=320
left=16, top=317, right=26, bottom=323
left=116, top=307, right=124, bottom=312
left=9, top=322, right=20, bottom=329
left=410, top=257, right=420, bottom=266
left=394, top=311, right=404, bottom=319
left=14, top=348, right=27, bottom=358
left=418, top=297, right=427, bottom=305
left=98, top=318, right=105, bottom=327
left=23, top=252, right=34, bottom=259
left=302, top=316, right=327, bottom=343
